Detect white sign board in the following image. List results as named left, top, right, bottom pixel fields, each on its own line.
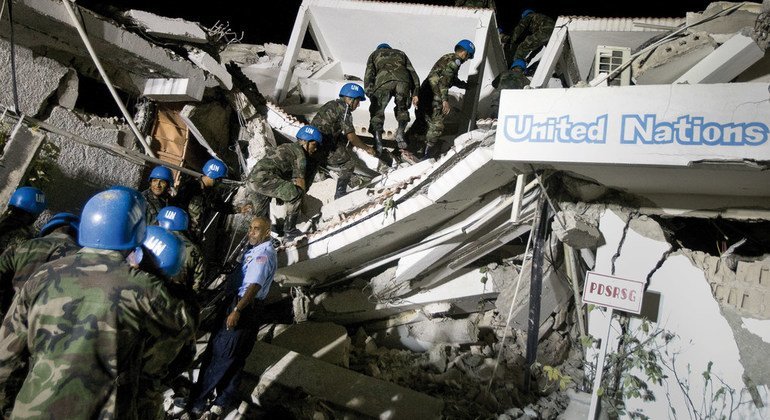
left=582, top=271, right=645, bottom=314
left=493, top=83, right=770, bottom=166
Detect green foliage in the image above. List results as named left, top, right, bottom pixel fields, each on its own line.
left=543, top=364, right=573, bottom=391
left=26, top=139, right=61, bottom=190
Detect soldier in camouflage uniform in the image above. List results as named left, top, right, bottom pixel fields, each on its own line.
left=492, top=59, right=530, bottom=90
left=173, top=158, right=236, bottom=242
left=0, top=187, right=46, bottom=254
left=0, top=212, right=80, bottom=317
left=0, top=188, right=195, bottom=418
left=157, top=206, right=206, bottom=293
left=508, top=9, right=555, bottom=62
left=141, top=165, right=174, bottom=226
left=311, top=83, right=377, bottom=199
left=245, top=125, right=322, bottom=242
left=454, top=0, right=496, bottom=11
left=364, top=44, right=420, bottom=154
left=410, top=40, right=475, bottom=159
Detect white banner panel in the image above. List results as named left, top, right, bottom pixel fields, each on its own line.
left=493, top=83, right=770, bottom=165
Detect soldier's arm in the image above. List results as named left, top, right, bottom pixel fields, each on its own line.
left=0, top=275, right=35, bottom=406
left=0, top=247, right=17, bottom=300
left=191, top=246, right=206, bottom=293
left=364, top=54, right=376, bottom=93
left=405, top=57, right=420, bottom=94
left=291, top=148, right=308, bottom=191
left=509, top=17, right=529, bottom=44
left=140, top=286, right=196, bottom=387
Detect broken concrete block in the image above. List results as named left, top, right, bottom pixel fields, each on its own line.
left=0, top=38, right=71, bottom=116
left=186, top=47, right=233, bottom=90
left=271, top=321, right=351, bottom=368
left=552, top=210, right=602, bottom=249
left=427, top=343, right=451, bottom=373
left=676, top=33, right=765, bottom=84
left=0, top=124, right=46, bottom=214
left=686, top=2, right=763, bottom=39
left=245, top=341, right=444, bottom=419
left=142, top=78, right=204, bottom=102
left=124, top=10, right=208, bottom=44
left=372, top=317, right=480, bottom=352
left=632, top=32, right=718, bottom=85
left=44, top=106, right=143, bottom=213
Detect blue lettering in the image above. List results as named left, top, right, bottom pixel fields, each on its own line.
left=621, top=114, right=768, bottom=146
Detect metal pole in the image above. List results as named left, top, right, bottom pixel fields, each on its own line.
left=524, top=194, right=549, bottom=391
left=60, top=0, right=156, bottom=158
left=588, top=308, right=614, bottom=419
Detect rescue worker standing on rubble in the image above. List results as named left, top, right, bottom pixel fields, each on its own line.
left=0, top=187, right=195, bottom=418
left=142, top=165, right=174, bottom=225
left=0, top=187, right=46, bottom=253
left=186, top=216, right=276, bottom=419
left=507, top=9, right=555, bottom=62
left=173, top=158, right=235, bottom=241
left=311, top=83, right=377, bottom=199
left=157, top=205, right=206, bottom=293
left=410, top=39, right=475, bottom=160
left=245, top=125, right=323, bottom=242
left=364, top=43, right=420, bottom=156
left=492, top=59, right=530, bottom=90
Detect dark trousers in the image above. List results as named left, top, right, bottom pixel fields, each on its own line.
left=190, top=297, right=262, bottom=410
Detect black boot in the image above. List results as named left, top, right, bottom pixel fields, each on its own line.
left=422, top=143, right=436, bottom=161
left=334, top=176, right=350, bottom=199
left=282, top=213, right=302, bottom=243
left=374, top=131, right=384, bottom=154
left=394, top=121, right=408, bottom=150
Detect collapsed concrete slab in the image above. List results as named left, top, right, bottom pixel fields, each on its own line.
left=676, top=32, right=765, bottom=84
left=271, top=322, right=351, bottom=368
left=244, top=341, right=444, bottom=419
left=0, top=124, right=46, bottom=213
left=124, top=10, right=209, bottom=44
left=276, top=138, right=520, bottom=286
left=370, top=316, right=481, bottom=352
left=632, top=32, right=717, bottom=85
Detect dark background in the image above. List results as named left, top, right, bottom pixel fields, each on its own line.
left=78, top=0, right=716, bottom=45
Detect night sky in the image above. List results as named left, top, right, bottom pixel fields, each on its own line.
left=78, top=0, right=717, bottom=45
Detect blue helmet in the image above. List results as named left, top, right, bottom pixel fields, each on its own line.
left=9, top=186, right=46, bottom=216
left=377, top=43, right=391, bottom=49
left=522, top=9, right=534, bottom=18
left=149, top=166, right=173, bottom=183
left=157, top=206, right=189, bottom=232
left=456, top=39, right=476, bottom=59
left=79, top=188, right=146, bottom=250
left=142, top=226, right=185, bottom=277
left=511, top=59, right=527, bottom=70
left=39, top=212, right=79, bottom=238
left=202, top=158, right=227, bottom=179
left=339, top=83, right=366, bottom=101
left=296, top=125, right=323, bottom=144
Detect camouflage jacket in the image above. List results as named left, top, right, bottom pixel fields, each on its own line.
left=454, top=0, right=496, bottom=9
left=492, top=68, right=530, bottom=90
left=0, top=213, right=34, bottom=255
left=311, top=98, right=355, bottom=138
left=177, top=232, right=205, bottom=293
left=249, top=142, right=307, bottom=182
left=510, top=12, right=555, bottom=42
left=0, top=248, right=196, bottom=419
left=172, top=179, right=235, bottom=241
left=0, top=232, right=80, bottom=316
left=426, top=53, right=466, bottom=103
left=364, top=48, right=420, bottom=96
left=141, top=189, right=170, bottom=226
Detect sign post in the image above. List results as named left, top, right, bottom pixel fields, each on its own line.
left=583, top=271, right=646, bottom=419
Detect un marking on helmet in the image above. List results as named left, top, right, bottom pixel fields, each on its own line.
left=164, top=210, right=177, bottom=220
left=210, top=163, right=220, bottom=172
left=35, top=193, right=44, bottom=203
left=145, top=235, right=167, bottom=256
left=306, top=127, right=315, bottom=134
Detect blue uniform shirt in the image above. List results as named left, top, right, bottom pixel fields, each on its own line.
left=238, top=240, right=277, bottom=300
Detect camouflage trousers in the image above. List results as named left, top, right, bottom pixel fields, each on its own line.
left=323, top=136, right=357, bottom=182
left=413, top=81, right=445, bottom=147
left=245, top=171, right=303, bottom=219
left=367, top=80, right=412, bottom=133
left=513, top=30, right=552, bottom=61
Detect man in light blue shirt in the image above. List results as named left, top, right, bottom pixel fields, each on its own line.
left=187, top=216, right=276, bottom=417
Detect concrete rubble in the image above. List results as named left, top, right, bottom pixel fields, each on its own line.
left=1, top=0, right=770, bottom=418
